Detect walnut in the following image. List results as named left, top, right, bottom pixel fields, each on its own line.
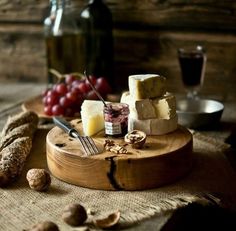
left=27, top=221, right=59, bottom=231
left=62, top=203, right=87, bottom=227
left=26, top=169, right=51, bottom=192
left=124, top=130, right=147, bottom=149
left=104, top=139, right=128, bottom=154
left=110, top=145, right=128, bottom=154
left=104, top=139, right=115, bottom=152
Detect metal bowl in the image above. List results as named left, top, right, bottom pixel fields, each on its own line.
left=176, top=99, right=224, bottom=129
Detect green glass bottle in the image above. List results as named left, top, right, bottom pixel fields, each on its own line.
left=44, top=0, right=85, bottom=84
left=80, top=0, right=114, bottom=91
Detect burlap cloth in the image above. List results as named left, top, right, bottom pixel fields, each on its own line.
left=1, top=128, right=236, bottom=231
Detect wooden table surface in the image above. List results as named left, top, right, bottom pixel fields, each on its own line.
left=0, top=83, right=236, bottom=230
left=0, top=83, right=45, bottom=127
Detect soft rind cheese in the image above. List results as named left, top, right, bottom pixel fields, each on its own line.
left=128, top=74, right=166, bottom=100
left=80, top=100, right=105, bottom=136
left=121, top=91, right=176, bottom=120
left=128, top=115, right=178, bottom=135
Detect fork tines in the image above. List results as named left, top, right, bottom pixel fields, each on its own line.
left=77, top=135, right=100, bottom=156
left=52, top=116, right=99, bottom=156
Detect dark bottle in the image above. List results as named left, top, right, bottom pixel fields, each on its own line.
left=80, top=0, right=114, bottom=91
left=44, top=0, right=86, bottom=84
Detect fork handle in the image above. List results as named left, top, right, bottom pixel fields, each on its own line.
left=53, top=116, right=77, bottom=137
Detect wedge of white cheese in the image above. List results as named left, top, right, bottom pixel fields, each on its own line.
left=80, top=100, right=105, bottom=136
left=128, top=115, right=178, bottom=135
left=121, top=91, right=176, bottom=120
left=128, top=74, right=166, bottom=100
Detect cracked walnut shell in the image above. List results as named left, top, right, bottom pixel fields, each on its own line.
left=94, top=211, right=120, bottom=229
left=26, top=168, right=51, bottom=191
left=124, top=130, right=147, bottom=149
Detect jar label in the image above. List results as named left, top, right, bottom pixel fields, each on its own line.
left=105, top=122, right=122, bottom=135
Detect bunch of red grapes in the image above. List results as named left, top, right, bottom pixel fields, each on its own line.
left=42, top=74, right=112, bottom=117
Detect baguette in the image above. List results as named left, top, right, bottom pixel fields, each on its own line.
left=0, top=123, right=36, bottom=150
left=0, top=111, right=38, bottom=187
left=1, top=111, right=38, bottom=137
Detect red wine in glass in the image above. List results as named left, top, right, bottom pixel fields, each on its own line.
left=178, top=46, right=206, bottom=99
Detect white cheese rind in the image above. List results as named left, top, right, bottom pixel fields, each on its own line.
left=80, top=100, right=105, bottom=136
left=121, top=91, right=176, bottom=120
left=128, top=74, right=166, bottom=100
left=128, top=115, right=178, bottom=135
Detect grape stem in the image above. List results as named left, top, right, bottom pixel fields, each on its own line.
left=49, top=69, right=85, bottom=82
left=49, top=69, right=63, bottom=80
left=84, top=71, right=107, bottom=107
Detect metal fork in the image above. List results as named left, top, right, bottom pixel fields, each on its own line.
left=52, top=116, right=100, bottom=156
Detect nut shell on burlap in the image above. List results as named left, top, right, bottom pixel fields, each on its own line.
left=26, top=168, right=51, bottom=191
left=0, top=111, right=38, bottom=187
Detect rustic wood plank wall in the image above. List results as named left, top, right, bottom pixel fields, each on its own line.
left=0, top=0, right=236, bottom=100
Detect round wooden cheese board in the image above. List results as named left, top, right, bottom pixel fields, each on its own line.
left=46, top=119, right=193, bottom=190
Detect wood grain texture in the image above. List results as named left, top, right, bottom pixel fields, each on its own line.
left=0, top=24, right=47, bottom=83
left=1, top=0, right=236, bottom=31
left=111, top=0, right=236, bottom=31
left=0, top=0, right=48, bottom=22
left=0, top=0, right=235, bottom=101
left=46, top=120, right=193, bottom=190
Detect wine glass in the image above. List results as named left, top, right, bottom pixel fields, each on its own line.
left=178, top=45, right=207, bottom=100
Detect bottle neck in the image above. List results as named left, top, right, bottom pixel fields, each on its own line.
left=88, top=0, right=103, bottom=4
left=57, top=0, right=71, bottom=9
left=50, top=0, right=57, bottom=13
left=52, top=0, right=78, bottom=36
left=56, top=0, right=73, bottom=16
left=44, top=0, right=58, bottom=35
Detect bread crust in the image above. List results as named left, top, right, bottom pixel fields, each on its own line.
left=0, top=111, right=38, bottom=187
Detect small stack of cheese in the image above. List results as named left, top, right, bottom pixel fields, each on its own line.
left=120, top=74, right=178, bottom=135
